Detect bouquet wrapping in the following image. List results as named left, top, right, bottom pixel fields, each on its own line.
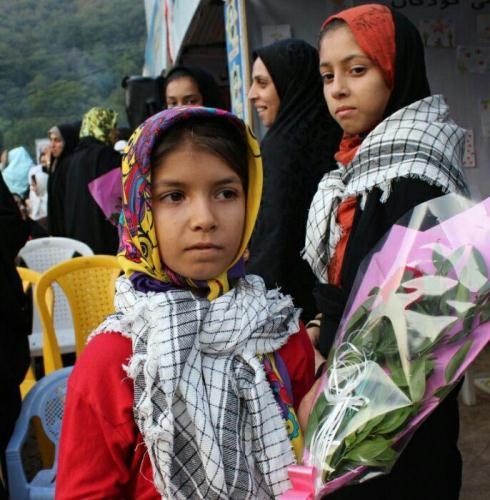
left=283, top=194, right=490, bottom=498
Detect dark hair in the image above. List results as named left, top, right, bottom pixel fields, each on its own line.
left=151, top=117, right=248, bottom=191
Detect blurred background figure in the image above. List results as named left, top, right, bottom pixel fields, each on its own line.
left=47, top=122, right=81, bottom=236
left=64, top=107, right=121, bottom=254
left=1, top=146, right=34, bottom=199
left=247, top=38, right=342, bottom=322
left=0, top=173, right=30, bottom=499
left=28, top=169, right=49, bottom=231
left=163, top=65, right=226, bottom=109
left=38, top=144, right=51, bottom=172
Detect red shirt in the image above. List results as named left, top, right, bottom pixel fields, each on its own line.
left=56, top=326, right=314, bottom=499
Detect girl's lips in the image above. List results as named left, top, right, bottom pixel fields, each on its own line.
left=336, top=107, right=355, bottom=118
left=186, top=243, right=222, bottom=251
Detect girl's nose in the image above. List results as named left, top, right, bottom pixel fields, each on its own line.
left=330, top=76, right=348, bottom=99
left=190, top=198, right=217, bottom=232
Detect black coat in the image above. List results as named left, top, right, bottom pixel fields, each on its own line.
left=63, top=136, right=121, bottom=254
left=0, top=173, right=29, bottom=458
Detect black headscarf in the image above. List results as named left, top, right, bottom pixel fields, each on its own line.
left=163, top=65, right=225, bottom=109
left=246, top=38, right=342, bottom=321
left=384, top=9, right=431, bottom=118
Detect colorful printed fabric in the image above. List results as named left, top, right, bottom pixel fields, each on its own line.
left=118, top=106, right=263, bottom=300
left=79, top=107, right=118, bottom=144
left=262, top=352, right=303, bottom=461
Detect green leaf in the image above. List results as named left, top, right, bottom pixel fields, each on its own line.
left=408, top=357, right=427, bottom=402
left=434, top=384, right=454, bottom=400
left=445, top=340, right=473, bottom=384
left=373, top=406, right=414, bottom=435
left=305, top=395, right=330, bottom=445
left=343, top=436, right=393, bottom=466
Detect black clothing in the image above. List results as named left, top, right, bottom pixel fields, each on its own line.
left=64, top=136, right=121, bottom=254
left=246, top=39, right=342, bottom=321
left=47, top=122, right=81, bottom=236
left=0, top=174, right=30, bottom=497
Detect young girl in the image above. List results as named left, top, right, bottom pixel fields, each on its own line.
left=301, top=4, right=468, bottom=499
left=55, top=106, right=314, bottom=499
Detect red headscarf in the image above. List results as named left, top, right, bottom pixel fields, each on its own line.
left=322, top=4, right=396, bottom=166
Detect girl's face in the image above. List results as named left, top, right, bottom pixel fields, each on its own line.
left=151, top=143, right=246, bottom=281
left=165, top=76, right=204, bottom=108
left=248, top=57, right=280, bottom=128
left=319, top=24, right=391, bottom=136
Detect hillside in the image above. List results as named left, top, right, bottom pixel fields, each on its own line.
left=0, top=0, right=146, bottom=155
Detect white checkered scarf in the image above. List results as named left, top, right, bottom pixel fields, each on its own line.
left=92, top=274, right=299, bottom=499
left=302, top=94, right=469, bottom=283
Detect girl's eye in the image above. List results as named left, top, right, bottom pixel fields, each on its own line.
left=217, top=189, right=238, bottom=200
left=184, top=97, right=198, bottom=105
left=351, top=66, right=366, bottom=76
left=157, top=191, right=184, bottom=203
left=321, top=72, right=334, bottom=84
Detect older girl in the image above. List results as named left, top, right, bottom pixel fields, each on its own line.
left=302, top=4, right=468, bottom=499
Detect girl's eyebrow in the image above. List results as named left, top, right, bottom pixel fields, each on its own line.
left=166, top=93, right=200, bottom=100
left=152, top=176, right=242, bottom=188
left=320, top=53, right=369, bottom=69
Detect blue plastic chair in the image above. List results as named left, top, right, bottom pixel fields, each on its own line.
left=6, top=367, right=73, bottom=499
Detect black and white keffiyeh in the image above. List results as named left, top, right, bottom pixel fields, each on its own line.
left=93, top=275, right=300, bottom=499
left=302, top=94, right=469, bottom=283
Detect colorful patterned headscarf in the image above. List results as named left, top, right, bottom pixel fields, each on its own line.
left=118, top=106, right=263, bottom=300
left=79, top=107, right=118, bottom=144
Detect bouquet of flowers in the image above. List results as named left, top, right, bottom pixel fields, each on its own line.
left=283, top=194, right=490, bottom=498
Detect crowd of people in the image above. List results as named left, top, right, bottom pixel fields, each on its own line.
left=1, top=3, right=472, bottom=499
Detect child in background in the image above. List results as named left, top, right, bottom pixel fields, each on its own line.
left=56, top=106, right=314, bottom=499
left=301, top=4, right=469, bottom=499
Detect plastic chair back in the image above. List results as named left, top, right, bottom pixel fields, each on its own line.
left=18, top=237, right=94, bottom=359
left=35, top=255, right=121, bottom=373
left=16, top=267, right=54, bottom=398
left=6, top=367, right=73, bottom=500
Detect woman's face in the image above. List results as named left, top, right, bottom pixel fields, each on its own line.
left=49, top=133, right=65, bottom=158
left=151, top=143, right=246, bottom=281
left=165, top=76, right=204, bottom=108
left=319, top=24, right=391, bottom=136
left=248, top=57, right=280, bottom=128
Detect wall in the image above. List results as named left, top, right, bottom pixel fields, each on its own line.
left=246, top=0, right=490, bottom=198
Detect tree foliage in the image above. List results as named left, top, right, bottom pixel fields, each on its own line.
left=0, top=0, right=146, bottom=154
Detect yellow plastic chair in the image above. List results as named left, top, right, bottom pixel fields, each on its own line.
left=17, top=267, right=54, bottom=398
left=35, top=255, right=122, bottom=374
